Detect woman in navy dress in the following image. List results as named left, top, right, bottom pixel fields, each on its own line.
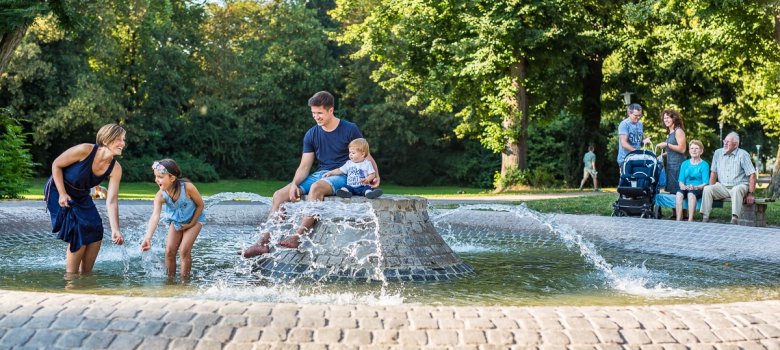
left=44, top=124, right=126, bottom=273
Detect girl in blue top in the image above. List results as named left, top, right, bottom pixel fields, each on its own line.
left=675, top=140, right=710, bottom=221
left=141, top=159, right=205, bottom=279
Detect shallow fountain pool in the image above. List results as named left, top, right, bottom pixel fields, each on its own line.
left=1, top=197, right=778, bottom=306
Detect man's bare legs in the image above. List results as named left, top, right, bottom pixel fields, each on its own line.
left=278, top=180, right=332, bottom=248
left=240, top=181, right=333, bottom=257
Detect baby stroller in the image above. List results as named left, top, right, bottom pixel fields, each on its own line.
left=612, top=149, right=662, bottom=218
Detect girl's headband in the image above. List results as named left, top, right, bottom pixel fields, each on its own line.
left=152, top=161, right=169, bottom=174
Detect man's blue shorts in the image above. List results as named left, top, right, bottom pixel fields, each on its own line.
left=298, top=170, right=347, bottom=195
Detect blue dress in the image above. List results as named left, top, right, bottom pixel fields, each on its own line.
left=161, top=182, right=205, bottom=230
left=44, top=145, right=116, bottom=252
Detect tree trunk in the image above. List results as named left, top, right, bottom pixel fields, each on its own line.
left=767, top=11, right=780, bottom=198
left=0, top=24, right=30, bottom=73
left=497, top=58, right=528, bottom=192
left=581, top=53, right=604, bottom=168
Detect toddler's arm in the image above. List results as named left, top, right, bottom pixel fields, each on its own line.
left=323, top=168, right=344, bottom=177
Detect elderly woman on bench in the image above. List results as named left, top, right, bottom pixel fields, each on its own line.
left=675, top=140, right=710, bottom=221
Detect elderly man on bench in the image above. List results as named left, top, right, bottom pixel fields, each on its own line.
left=700, top=131, right=757, bottom=224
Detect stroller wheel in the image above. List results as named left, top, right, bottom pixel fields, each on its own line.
left=613, top=210, right=627, bottom=217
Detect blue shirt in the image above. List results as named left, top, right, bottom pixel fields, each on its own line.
left=616, top=118, right=644, bottom=164
left=678, top=159, right=710, bottom=187
left=303, top=119, right=363, bottom=171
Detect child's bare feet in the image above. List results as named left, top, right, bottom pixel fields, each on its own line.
left=239, top=244, right=270, bottom=258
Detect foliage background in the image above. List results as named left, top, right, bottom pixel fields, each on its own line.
left=1, top=0, right=778, bottom=195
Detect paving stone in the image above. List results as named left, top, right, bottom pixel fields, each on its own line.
left=259, top=326, right=289, bottom=342
left=398, top=330, right=428, bottom=346
left=738, top=341, right=767, bottom=350
left=738, top=326, right=767, bottom=341
left=383, top=318, right=410, bottom=329
left=512, top=330, right=541, bottom=346
left=271, top=315, right=298, bottom=328
left=343, top=329, right=373, bottom=345
left=165, top=311, right=197, bottom=323
left=49, top=315, right=83, bottom=330
left=619, top=330, right=651, bottom=345
left=204, top=325, right=235, bottom=342
left=688, top=345, right=716, bottom=350
left=668, top=329, right=699, bottom=344
left=541, top=330, right=570, bottom=345
left=288, top=328, right=315, bottom=343
left=195, top=339, right=225, bottom=350
left=485, top=329, right=515, bottom=345
left=358, top=318, right=383, bottom=330
left=299, top=315, right=326, bottom=328
left=756, top=324, right=780, bottom=338
left=248, top=315, right=273, bottom=327
left=23, top=330, right=60, bottom=348
left=137, top=309, right=167, bottom=320
left=135, top=319, right=166, bottom=336
left=106, top=318, right=139, bottom=332
left=315, top=328, right=343, bottom=343
left=412, top=317, right=439, bottom=330
left=83, top=306, right=116, bottom=318
left=170, top=338, right=199, bottom=350
left=714, top=328, right=747, bottom=342
left=222, top=315, right=248, bottom=327
left=163, top=322, right=193, bottom=338
left=328, top=317, right=358, bottom=329
left=137, top=336, right=171, bottom=350
left=80, top=317, right=110, bottom=331
left=371, top=330, right=399, bottom=345
left=56, top=330, right=89, bottom=348
left=232, top=327, right=263, bottom=342
left=491, top=318, right=518, bottom=329
left=82, top=331, right=116, bottom=348
left=112, top=333, right=144, bottom=349
left=567, top=329, right=600, bottom=345
left=0, top=314, right=31, bottom=328
left=646, top=329, right=677, bottom=343
left=23, top=316, right=55, bottom=329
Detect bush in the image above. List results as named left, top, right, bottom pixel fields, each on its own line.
left=493, top=165, right=529, bottom=190
left=120, top=153, right=219, bottom=183
left=0, top=117, right=36, bottom=198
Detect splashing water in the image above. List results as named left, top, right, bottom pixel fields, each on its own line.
left=431, top=203, right=700, bottom=297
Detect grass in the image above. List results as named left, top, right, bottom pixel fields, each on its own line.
left=14, top=178, right=780, bottom=226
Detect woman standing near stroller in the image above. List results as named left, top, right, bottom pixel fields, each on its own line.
left=657, top=109, right=686, bottom=194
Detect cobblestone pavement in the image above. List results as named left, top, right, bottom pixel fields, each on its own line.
left=2, top=290, right=780, bottom=349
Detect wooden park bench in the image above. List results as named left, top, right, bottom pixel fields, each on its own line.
left=654, top=194, right=773, bottom=227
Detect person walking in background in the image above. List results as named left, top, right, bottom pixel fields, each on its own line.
left=700, top=132, right=756, bottom=224
left=657, top=109, right=686, bottom=194
left=44, top=123, right=126, bottom=274
left=324, top=138, right=384, bottom=199
left=675, top=140, right=709, bottom=221
left=141, top=159, right=205, bottom=279
left=616, top=103, right=652, bottom=167
left=578, top=145, right=600, bottom=192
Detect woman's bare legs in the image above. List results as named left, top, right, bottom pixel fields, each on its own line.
left=687, top=192, right=698, bottom=221
left=66, top=241, right=102, bottom=273
left=675, top=192, right=684, bottom=221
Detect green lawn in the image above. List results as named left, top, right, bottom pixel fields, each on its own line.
left=17, top=179, right=780, bottom=226
left=21, top=179, right=490, bottom=200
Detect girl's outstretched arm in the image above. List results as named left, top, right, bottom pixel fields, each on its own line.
left=179, top=182, right=204, bottom=231
left=141, top=192, right=164, bottom=251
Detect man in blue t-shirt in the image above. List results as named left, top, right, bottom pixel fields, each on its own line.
left=241, top=91, right=380, bottom=257
left=616, top=103, right=651, bottom=167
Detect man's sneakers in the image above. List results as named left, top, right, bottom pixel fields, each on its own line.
left=702, top=215, right=709, bottom=223
left=594, top=188, right=601, bottom=192
left=365, top=189, right=383, bottom=199
left=336, top=187, right=353, bottom=198
left=731, top=215, right=739, bottom=224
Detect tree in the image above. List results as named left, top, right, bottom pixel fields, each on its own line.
left=335, top=0, right=579, bottom=190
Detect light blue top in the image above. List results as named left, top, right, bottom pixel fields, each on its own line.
left=161, top=182, right=205, bottom=230
left=583, top=151, right=596, bottom=170
left=616, top=117, right=644, bottom=164
left=678, top=159, right=710, bottom=187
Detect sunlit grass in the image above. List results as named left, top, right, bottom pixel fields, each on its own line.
left=15, top=179, right=780, bottom=226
